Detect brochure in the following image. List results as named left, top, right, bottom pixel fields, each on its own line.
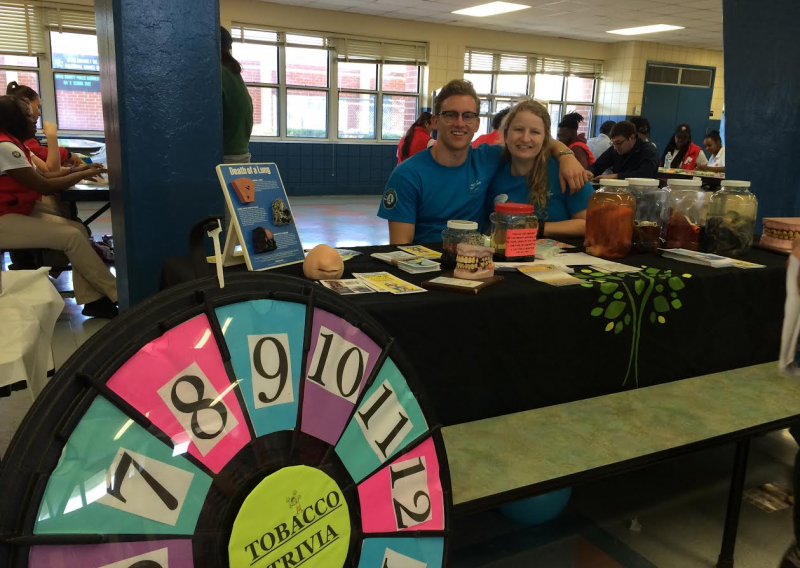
left=422, top=274, right=503, bottom=294
left=659, top=248, right=734, bottom=268
left=217, top=163, right=304, bottom=271
left=397, top=245, right=443, bottom=259
left=319, top=279, right=376, bottom=295
left=519, top=265, right=584, bottom=287
left=353, top=272, right=427, bottom=294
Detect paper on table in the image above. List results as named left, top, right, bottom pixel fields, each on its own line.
left=495, top=261, right=574, bottom=274
left=551, top=252, right=608, bottom=266
left=518, top=265, right=583, bottom=287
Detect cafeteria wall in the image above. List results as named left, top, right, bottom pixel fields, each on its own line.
left=723, top=0, right=797, bottom=229
left=96, top=0, right=224, bottom=308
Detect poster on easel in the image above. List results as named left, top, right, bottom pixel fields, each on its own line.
left=216, top=163, right=305, bottom=271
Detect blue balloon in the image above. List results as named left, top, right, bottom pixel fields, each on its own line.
left=499, top=487, right=572, bottom=525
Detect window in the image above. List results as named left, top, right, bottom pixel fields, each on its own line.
left=50, top=31, right=102, bottom=131
left=233, top=25, right=425, bottom=142
left=465, top=49, right=602, bottom=140
left=0, top=54, right=39, bottom=126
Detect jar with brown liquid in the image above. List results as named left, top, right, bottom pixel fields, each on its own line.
left=628, top=178, right=669, bottom=254
left=662, top=178, right=707, bottom=251
left=584, top=179, right=636, bottom=259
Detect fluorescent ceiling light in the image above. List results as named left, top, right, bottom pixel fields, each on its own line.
left=607, top=24, right=685, bottom=36
left=452, top=2, right=531, bottom=17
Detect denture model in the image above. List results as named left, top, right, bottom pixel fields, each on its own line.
left=761, top=218, right=800, bottom=252
left=453, top=243, right=495, bottom=280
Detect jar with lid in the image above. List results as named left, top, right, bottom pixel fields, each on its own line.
left=584, top=179, right=636, bottom=259
left=662, top=178, right=708, bottom=251
left=627, top=178, right=669, bottom=254
left=490, top=202, right=539, bottom=261
left=441, top=220, right=482, bottom=268
left=706, top=180, right=758, bottom=256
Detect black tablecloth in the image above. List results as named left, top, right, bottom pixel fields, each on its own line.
left=162, top=244, right=787, bottom=426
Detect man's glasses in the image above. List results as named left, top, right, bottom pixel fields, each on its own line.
left=437, top=111, right=479, bottom=123
left=611, top=137, right=632, bottom=147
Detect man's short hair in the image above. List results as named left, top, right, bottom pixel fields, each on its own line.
left=599, top=120, right=616, bottom=135
left=434, top=79, right=480, bottom=115
left=610, top=121, right=637, bottom=140
left=491, top=107, right=511, bottom=131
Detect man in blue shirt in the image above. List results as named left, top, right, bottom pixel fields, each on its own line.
left=377, top=79, right=591, bottom=244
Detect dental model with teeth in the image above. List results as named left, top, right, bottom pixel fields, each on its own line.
left=453, top=243, right=495, bottom=280
left=487, top=99, right=595, bottom=239
left=377, top=79, right=593, bottom=246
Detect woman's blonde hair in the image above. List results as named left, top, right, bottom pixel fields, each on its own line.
left=499, top=99, right=552, bottom=213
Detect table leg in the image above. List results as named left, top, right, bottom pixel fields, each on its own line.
left=82, top=202, right=111, bottom=228
left=716, top=438, right=751, bottom=568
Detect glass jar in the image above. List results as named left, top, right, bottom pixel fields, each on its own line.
left=441, top=220, right=482, bottom=268
left=662, top=178, right=707, bottom=251
left=490, top=202, right=539, bottom=261
left=628, top=178, right=669, bottom=254
left=706, top=180, right=758, bottom=256
left=584, top=179, right=636, bottom=259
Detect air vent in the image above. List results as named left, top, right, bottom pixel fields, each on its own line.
left=646, top=63, right=714, bottom=88
left=646, top=65, right=680, bottom=85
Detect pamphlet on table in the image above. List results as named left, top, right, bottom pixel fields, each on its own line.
left=217, top=163, right=305, bottom=271
left=518, top=265, right=584, bottom=287
left=353, top=272, right=427, bottom=294
left=318, top=279, right=376, bottom=295
left=370, top=252, right=441, bottom=274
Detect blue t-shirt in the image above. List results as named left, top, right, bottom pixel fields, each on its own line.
left=377, top=144, right=503, bottom=244
left=487, top=157, right=594, bottom=222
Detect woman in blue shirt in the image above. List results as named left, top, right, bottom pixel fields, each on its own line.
left=488, top=99, right=594, bottom=238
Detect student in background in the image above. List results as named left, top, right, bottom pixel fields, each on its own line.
left=488, top=99, right=594, bottom=238
left=697, top=130, right=725, bottom=173
left=588, top=121, right=659, bottom=181
left=472, top=107, right=510, bottom=148
left=629, top=116, right=656, bottom=150
left=0, top=95, right=118, bottom=318
left=221, top=26, right=254, bottom=164
left=587, top=120, right=615, bottom=159
left=397, top=112, right=433, bottom=164
left=661, top=124, right=708, bottom=170
left=557, top=112, right=594, bottom=169
left=6, top=81, right=82, bottom=172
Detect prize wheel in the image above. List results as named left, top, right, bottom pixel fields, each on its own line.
left=0, top=273, right=451, bottom=568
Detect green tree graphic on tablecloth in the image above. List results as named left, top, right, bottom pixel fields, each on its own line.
left=575, top=267, right=691, bottom=388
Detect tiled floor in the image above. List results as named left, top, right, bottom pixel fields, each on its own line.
left=0, top=196, right=796, bottom=568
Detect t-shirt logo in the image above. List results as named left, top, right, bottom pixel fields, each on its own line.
left=383, top=188, right=398, bottom=210
left=468, top=179, right=482, bottom=195
left=11, top=151, right=21, bottom=159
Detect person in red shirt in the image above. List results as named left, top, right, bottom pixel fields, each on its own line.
left=397, top=112, right=433, bottom=164
left=472, top=107, right=510, bottom=148
left=6, top=82, right=83, bottom=171
left=661, top=123, right=708, bottom=170
left=557, top=112, right=595, bottom=169
left=0, top=95, right=118, bottom=318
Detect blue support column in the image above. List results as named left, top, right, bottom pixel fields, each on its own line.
left=723, top=0, right=800, bottom=231
left=96, top=0, right=223, bottom=308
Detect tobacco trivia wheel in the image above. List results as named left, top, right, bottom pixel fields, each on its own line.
left=0, top=273, right=451, bottom=568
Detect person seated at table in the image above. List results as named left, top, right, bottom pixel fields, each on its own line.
left=488, top=99, right=594, bottom=238
left=472, top=107, right=510, bottom=148
left=587, top=120, right=615, bottom=160
left=377, top=80, right=591, bottom=245
left=0, top=95, right=118, bottom=318
left=661, top=123, right=708, bottom=170
left=697, top=130, right=725, bottom=173
left=7, top=82, right=83, bottom=171
left=397, top=111, right=433, bottom=164
left=557, top=112, right=594, bottom=169
left=629, top=115, right=656, bottom=150
left=588, top=121, right=659, bottom=181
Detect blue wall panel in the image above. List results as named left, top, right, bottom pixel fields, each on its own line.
left=250, top=142, right=397, bottom=196
left=724, top=0, right=799, bottom=230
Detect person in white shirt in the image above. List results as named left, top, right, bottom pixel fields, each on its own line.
left=698, top=130, right=725, bottom=173
left=587, top=120, right=615, bottom=159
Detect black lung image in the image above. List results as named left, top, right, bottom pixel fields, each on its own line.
left=272, top=198, right=293, bottom=226
left=253, top=227, right=277, bottom=253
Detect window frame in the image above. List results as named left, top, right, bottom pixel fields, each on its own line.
left=234, top=26, right=423, bottom=144
left=48, top=29, right=103, bottom=133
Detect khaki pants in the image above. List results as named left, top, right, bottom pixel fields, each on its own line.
left=0, top=203, right=117, bottom=305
